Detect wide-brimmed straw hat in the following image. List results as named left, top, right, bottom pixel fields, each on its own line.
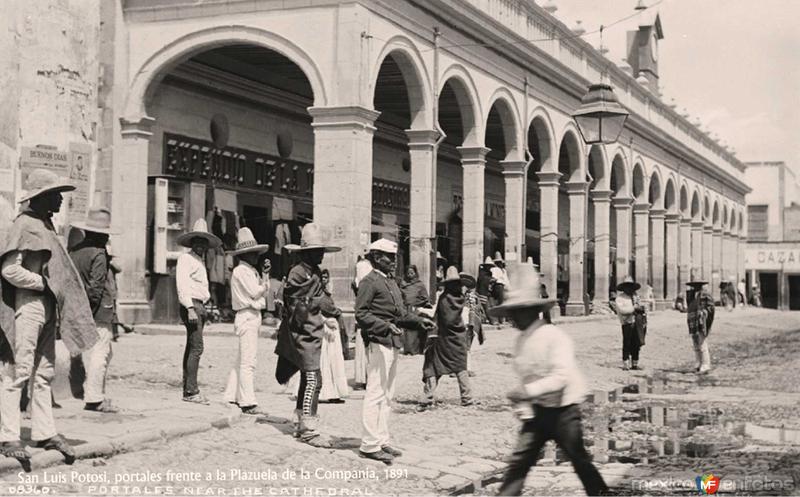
left=616, top=276, right=641, bottom=293
left=285, top=223, right=341, bottom=253
left=439, top=266, right=461, bottom=285
left=19, top=169, right=75, bottom=203
left=480, top=256, right=495, bottom=268
left=367, top=238, right=397, bottom=254
left=229, top=227, right=269, bottom=256
left=71, top=205, right=117, bottom=235
left=177, top=219, right=222, bottom=249
left=493, top=251, right=505, bottom=263
left=488, top=262, right=557, bottom=316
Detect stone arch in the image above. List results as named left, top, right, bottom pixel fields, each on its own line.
left=722, top=203, right=730, bottom=231
left=125, top=25, right=327, bottom=119
left=648, top=166, right=663, bottom=209
left=527, top=107, right=557, bottom=173
left=610, top=151, right=629, bottom=198
left=664, top=176, right=678, bottom=213
left=712, top=198, right=720, bottom=228
left=587, top=145, right=608, bottom=190
left=371, top=36, right=434, bottom=130
left=439, top=64, right=483, bottom=146
left=679, top=182, right=690, bottom=218
left=690, top=188, right=702, bottom=221
left=704, top=192, right=712, bottom=225
left=484, top=88, right=523, bottom=161
left=632, top=161, right=647, bottom=202
left=557, top=126, right=585, bottom=181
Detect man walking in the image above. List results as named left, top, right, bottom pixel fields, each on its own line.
left=175, top=219, right=221, bottom=404
left=225, top=227, right=270, bottom=415
left=356, top=238, right=435, bottom=464
left=274, top=223, right=340, bottom=445
left=0, top=169, right=98, bottom=462
left=492, top=263, right=609, bottom=496
left=687, top=280, right=715, bottom=374
left=69, top=206, right=119, bottom=413
left=615, top=276, right=644, bottom=371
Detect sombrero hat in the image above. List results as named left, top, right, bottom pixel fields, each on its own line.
left=285, top=223, right=341, bottom=253
left=229, top=227, right=270, bottom=256
left=19, top=169, right=75, bottom=203
left=71, top=205, right=117, bottom=235
left=493, top=251, right=505, bottom=263
left=686, top=280, right=709, bottom=288
left=368, top=238, right=397, bottom=254
left=616, top=276, right=641, bottom=292
left=489, top=262, right=557, bottom=316
left=460, top=271, right=477, bottom=289
left=177, top=219, right=222, bottom=249
left=480, top=256, right=495, bottom=268
left=439, top=266, right=461, bottom=286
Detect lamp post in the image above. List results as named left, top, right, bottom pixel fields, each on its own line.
left=572, top=83, right=629, bottom=145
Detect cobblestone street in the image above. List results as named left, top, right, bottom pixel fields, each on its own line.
left=2, top=308, right=799, bottom=496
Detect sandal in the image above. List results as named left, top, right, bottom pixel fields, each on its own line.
left=0, top=441, right=31, bottom=460
left=84, top=400, right=119, bottom=413
left=36, top=434, right=75, bottom=461
left=182, top=394, right=210, bottom=405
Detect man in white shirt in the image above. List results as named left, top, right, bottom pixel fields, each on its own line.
left=175, top=219, right=221, bottom=404
left=491, top=263, right=608, bottom=496
left=224, top=228, right=270, bottom=415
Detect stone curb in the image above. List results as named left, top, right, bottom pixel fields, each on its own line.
left=136, top=326, right=277, bottom=339
left=0, top=411, right=244, bottom=476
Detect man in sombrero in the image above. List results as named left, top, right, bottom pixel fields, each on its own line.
left=175, top=218, right=222, bottom=405
left=224, top=227, right=270, bottom=415
left=69, top=205, right=119, bottom=413
left=686, top=278, right=715, bottom=374
left=0, top=169, right=98, bottom=462
left=615, top=276, right=645, bottom=371
left=492, top=263, right=608, bottom=496
left=274, top=223, right=340, bottom=445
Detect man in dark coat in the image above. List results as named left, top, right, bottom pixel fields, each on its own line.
left=399, top=264, right=432, bottom=355
left=422, top=266, right=474, bottom=407
left=0, top=169, right=98, bottom=462
left=477, top=257, right=494, bottom=324
left=69, top=206, right=119, bottom=413
left=356, top=238, right=435, bottom=464
left=687, top=280, right=715, bottom=374
left=274, top=223, right=340, bottom=445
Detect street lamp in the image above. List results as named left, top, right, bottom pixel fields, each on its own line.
left=572, top=83, right=629, bottom=145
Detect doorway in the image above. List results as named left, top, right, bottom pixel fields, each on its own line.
left=788, top=275, right=800, bottom=311
left=759, top=272, right=779, bottom=309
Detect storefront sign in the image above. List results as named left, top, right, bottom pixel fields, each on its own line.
left=745, top=248, right=800, bottom=271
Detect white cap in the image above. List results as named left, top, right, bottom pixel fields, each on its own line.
left=368, top=238, right=398, bottom=254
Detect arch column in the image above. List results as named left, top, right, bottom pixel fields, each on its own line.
left=679, top=218, right=692, bottom=288
left=613, top=196, right=633, bottom=282
left=115, top=116, right=156, bottom=324
left=737, top=234, right=746, bottom=285
left=722, top=230, right=734, bottom=283
left=712, top=227, right=723, bottom=300
left=310, top=105, right=380, bottom=309
left=664, top=213, right=680, bottom=300
left=459, top=146, right=490, bottom=277
left=406, top=129, right=441, bottom=294
left=591, top=189, right=612, bottom=305
left=500, top=160, right=527, bottom=264
left=691, top=221, right=704, bottom=280
left=566, top=181, right=588, bottom=316
left=650, top=209, right=665, bottom=302
left=633, top=203, right=650, bottom=286
left=703, top=225, right=714, bottom=284
left=537, top=171, right=561, bottom=307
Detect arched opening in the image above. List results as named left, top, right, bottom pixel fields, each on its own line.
left=484, top=98, right=518, bottom=261
left=664, top=179, right=677, bottom=213
left=372, top=51, right=429, bottom=276
left=526, top=116, right=553, bottom=265
left=437, top=76, right=478, bottom=270
left=691, top=192, right=701, bottom=221
left=664, top=178, right=677, bottom=298
left=144, top=42, right=316, bottom=322
left=713, top=201, right=720, bottom=227
left=556, top=131, right=583, bottom=313
left=680, top=185, right=689, bottom=218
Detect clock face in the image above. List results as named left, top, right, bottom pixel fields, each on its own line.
left=650, top=33, right=658, bottom=61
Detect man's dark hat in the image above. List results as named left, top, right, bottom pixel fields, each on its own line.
left=616, top=275, right=641, bottom=292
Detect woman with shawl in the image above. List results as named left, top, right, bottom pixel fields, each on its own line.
left=318, top=269, right=349, bottom=403
left=400, top=265, right=433, bottom=355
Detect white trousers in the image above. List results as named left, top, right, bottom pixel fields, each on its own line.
left=224, top=309, right=260, bottom=407
left=360, top=343, right=398, bottom=453
left=692, top=333, right=711, bottom=372
left=82, top=325, right=113, bottom=403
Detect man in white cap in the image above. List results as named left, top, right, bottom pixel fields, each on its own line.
left=0, top=169, right=98, bottom=462
left=492, top=263, right=608, bottom=496
left=356, top=238, right=435, bottom=464
left=69, top=206, right=119, bottom=413
left=175, top=219, right=222, bottom=404
left=225, top=227, right=270, bottom=415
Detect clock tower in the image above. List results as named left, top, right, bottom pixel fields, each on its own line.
left=626, top=13, right=663, bottom=94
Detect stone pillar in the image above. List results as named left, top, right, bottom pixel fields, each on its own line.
left=459, top=146, right=490, bottom=277
left=310, top=106, right=380, bottom=310
left=650, top=209, right=665, bottom=301
left=406, top=129, right=441, bottom=295
left=591, top=190, right=612, bottom=305
left=738, top=234, right=746, bottom=284
left=633, top=203, right=650, bottom=286
left=712, top=227, right=723, bottom=300
left=664, top=213, right=680, bottom=300
left=115, top=116, right=155, bottom=324
left=537, top=171, right=562, bottom=304
left=566, top=181, right=588, bottom=316
left=722, top=231, right=733, bottom=283
left=703, top=225, right=714, bottom=285
left=613, top=197, right=633, bottom=282
left=679, top=218, right=692, bottom=288
left=500, top=160, right=527, bottom=264
left=691, top=221, right=704, bottom=280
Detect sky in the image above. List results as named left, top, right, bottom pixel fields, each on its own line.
left=548, top=0, right=800, bottom=173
